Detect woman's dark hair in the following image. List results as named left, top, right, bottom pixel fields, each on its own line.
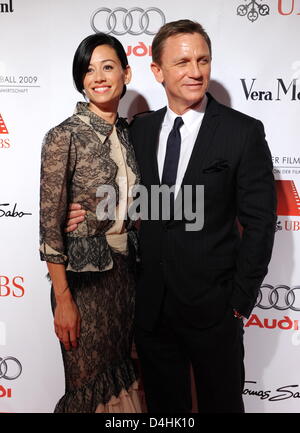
left=73, top=33, right=129, bottom=98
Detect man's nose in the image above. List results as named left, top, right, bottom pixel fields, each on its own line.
left=188, top=62, right=202, bottom=78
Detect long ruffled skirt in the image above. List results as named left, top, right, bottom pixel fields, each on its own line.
left=51, top=253, right=141, bottom=413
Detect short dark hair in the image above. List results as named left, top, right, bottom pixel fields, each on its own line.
left=73, top=33, right=129, bottom=98
left=152, top=19, right=212, bottom=65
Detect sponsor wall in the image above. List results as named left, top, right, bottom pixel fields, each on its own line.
left=0, top=0, right=299, bottom=413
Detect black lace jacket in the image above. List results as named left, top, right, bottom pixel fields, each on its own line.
left=39, top=102, right=140, bottom=272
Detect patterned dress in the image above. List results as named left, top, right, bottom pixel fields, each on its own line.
left=39, top=102, right=141, bottom=413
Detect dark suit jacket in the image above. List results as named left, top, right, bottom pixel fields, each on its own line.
left=129, top=93, right=277, bottom=331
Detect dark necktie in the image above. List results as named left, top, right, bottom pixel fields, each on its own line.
left=161, top=116, right=184, bottom=187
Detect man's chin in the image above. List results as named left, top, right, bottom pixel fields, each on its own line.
left=187, top=94, right=206, bottom=108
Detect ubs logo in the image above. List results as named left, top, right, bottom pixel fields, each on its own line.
left=237, top=0, right=270, bottom=22
left=0, top=114, right=8, bottom=134
left=0, top=114, right=10, bottom=149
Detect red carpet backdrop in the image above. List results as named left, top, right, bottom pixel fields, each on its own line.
left=0, top=0, right=299, bottom=412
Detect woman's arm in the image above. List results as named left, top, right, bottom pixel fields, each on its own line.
left=47, top=263, right=81, bottom=351
left=40, top=126, right=80, bottom=350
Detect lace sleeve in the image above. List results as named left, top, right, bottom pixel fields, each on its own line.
left=39, top=125, right=76, bottom=263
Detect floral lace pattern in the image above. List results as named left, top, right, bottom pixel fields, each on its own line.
left=51, top=253, right=138, bottom=413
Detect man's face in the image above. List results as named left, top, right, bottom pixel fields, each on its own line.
left=151, top=32, right=211, bottom=114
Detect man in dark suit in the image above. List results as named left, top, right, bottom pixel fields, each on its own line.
left=67, top=20, right=276, bottom=413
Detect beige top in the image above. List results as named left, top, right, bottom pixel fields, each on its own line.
left=104, top=125, right=136, bottom=257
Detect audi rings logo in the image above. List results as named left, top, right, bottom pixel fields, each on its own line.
left=255, top=284, right=300, bottom=311
left=91, top=7, right=166, bottom=36
left=0, top=357, right=22, bottom=380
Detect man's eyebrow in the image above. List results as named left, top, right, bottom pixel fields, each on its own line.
left=172, top=56, right=189, bottom=63
left=172, top=54, right=210, bottom=63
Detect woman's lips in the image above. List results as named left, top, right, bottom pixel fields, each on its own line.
left=93, top=86, right=111, bottom=94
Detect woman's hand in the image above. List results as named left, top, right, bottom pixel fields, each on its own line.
left=54, top=292, right=81, bottom=351
left=65, top=203, right=86, bottom=233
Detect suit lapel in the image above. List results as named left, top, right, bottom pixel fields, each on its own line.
left=180, top=93, right=221, bottom=189
left=145, top=107, right=166, bottom=186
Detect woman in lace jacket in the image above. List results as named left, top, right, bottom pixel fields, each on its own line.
left=39, top=33, right=141, bottom=413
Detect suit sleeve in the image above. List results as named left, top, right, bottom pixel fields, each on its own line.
left=231, top=119, right=277, bottom=317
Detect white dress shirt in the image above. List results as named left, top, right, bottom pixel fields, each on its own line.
left=157, top=95, right=208, bottom=197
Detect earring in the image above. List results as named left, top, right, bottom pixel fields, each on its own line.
left=83, top=89, right=89, bottom=101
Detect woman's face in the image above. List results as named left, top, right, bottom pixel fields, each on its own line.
left=83, top=44, right=131, bottom=112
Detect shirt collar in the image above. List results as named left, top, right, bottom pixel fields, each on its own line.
left=163, top=94, right=208, bottom=132
left=74, top=101, right=128, bottom=137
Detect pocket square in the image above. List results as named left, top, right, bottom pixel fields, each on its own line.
left=203, top=159, right=230, bottom=173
